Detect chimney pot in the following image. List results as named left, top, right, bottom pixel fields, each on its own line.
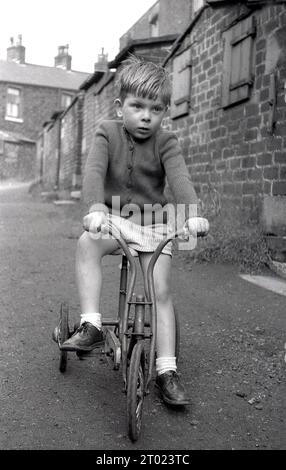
left=55, top=44, right=72, bottom=70
left=7, top=35, right=25, bottom=63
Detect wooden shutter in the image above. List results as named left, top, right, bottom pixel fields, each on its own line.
left=222, top=16, right=256, bottom=108
left=171, top=48, right=192, bottom=119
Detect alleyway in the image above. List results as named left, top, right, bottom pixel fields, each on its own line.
left=0, top=182, right=285, bottom=450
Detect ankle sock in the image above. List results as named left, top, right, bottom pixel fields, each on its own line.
left=80, top=312, right=102, bottom=330
left=156, top=356, right=177, bottom=376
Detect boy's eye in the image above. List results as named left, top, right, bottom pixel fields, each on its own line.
left=153, top=106, right=163, bottom=113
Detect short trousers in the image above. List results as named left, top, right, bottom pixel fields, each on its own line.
left=89, top=213, right=173, bottom=256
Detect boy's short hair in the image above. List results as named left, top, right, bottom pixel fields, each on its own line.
left=116, top=55, right=171, bottom=106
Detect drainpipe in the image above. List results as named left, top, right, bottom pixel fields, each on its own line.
left=39, top=131, right=44, bottom=182
left=73, top=91, right=84, bottom=189
left=55, top=117, right=62, bottom=190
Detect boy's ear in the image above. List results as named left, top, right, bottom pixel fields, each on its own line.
left=114, top=99, right=123, bottom=118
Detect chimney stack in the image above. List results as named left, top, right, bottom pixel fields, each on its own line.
left=54, top=45, right=72, bottom=70
left=94, top=48, right=108, bottom=72
left=7, top=35, right=26, bottom=64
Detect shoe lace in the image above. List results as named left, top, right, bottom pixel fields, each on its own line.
left=167, top=371, right=179, bottom=385
left=77, top=322, right=89, bottom=333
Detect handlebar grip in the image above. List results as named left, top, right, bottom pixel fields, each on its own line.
left=82, top=223, right=106, bottom=233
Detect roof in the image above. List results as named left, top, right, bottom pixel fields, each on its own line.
left=80, top=70, right=115, bottom=93
left=0, top=129, right=36, bottom=144
left=79, top=70, right=105, bottom=91
left=108, top=34, right=178, bottom=69
left=0, top=60, right=90, bottom=91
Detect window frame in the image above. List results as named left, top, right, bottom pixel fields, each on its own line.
left=221, top=15, right=256, bottom=108
left=171, top=47, right=192, bottom=119
left=61, top=92, right=73, bottom=110
left=5, top=86, right=23, bottom=121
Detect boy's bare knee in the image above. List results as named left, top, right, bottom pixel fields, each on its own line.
left=77, top=230, right=118, bottom=258
left=78, top=231, right=92, bottom=248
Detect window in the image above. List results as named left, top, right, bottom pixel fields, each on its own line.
left=6, top=87, right=21, bottom=119
left=61, top=92, right=73, bottom=109
left=171, top=48, right=192, bottom=119
left=221, top=15, right=256, bottom=108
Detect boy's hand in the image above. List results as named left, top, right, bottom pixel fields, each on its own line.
left=83, top=211, right=107, bottom=233
left=185, top=217, right=209, bottom=237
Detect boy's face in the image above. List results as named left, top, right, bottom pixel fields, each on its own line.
left=116, top=93, right=167, bottom=140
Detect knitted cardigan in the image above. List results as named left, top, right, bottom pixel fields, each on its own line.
left=83, top=120, right=198, bottom=224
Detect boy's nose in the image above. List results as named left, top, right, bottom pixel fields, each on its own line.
left=142, top=109, right=151, bottom=122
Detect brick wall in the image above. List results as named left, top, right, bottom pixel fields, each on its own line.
left=120, top=0, right=191, bottom=49
left=130, top=41, right=174, bottom=66
left=0, top=140, right=36, bottom=180
left=0, top=83, right=66, bottom=141
left=60, top=98, right=81, bottom=189
left=158, top=0, right=191, bottom=36
left=164, top=2, right=286, bottom=221
left=82, top=74, right=116, bottom=171
left=18, top=142, right=36, bottom=180
left=42, top=120, right=60, bottom=189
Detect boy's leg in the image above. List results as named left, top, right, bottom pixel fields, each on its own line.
left=139, top=253, right=190, bottom=405
left=61, top=231, right=119, bottom=351
left=76, top=231, right=119, bottom=314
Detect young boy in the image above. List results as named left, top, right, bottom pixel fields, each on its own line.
left=61, top=57, right=209, bottom=406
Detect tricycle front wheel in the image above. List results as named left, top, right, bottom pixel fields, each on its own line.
left=58, top=302, right=70, bottom=373
left=127, top=341, right=145, bottom=442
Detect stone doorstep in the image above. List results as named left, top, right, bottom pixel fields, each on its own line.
left=70, top=190, right=81, bottom=200
left=53, top=199, right=76, bottom=205
left=40, top=191, right=58, bottom=201
left=52, top=190, right=81, bottom=205
left=268, top=259, right=286, bottom=281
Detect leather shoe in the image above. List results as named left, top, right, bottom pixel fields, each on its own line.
left=60, top=322, right=104, bottom=352
left=156, top=370, right=190, bottom=405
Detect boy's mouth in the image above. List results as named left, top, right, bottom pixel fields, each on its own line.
left=137, top=127, right=150, bottom=133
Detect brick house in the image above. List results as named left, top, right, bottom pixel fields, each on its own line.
left=0, top=36, right=89, bottom=180
left=162, top=0, right=286, bottom=232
